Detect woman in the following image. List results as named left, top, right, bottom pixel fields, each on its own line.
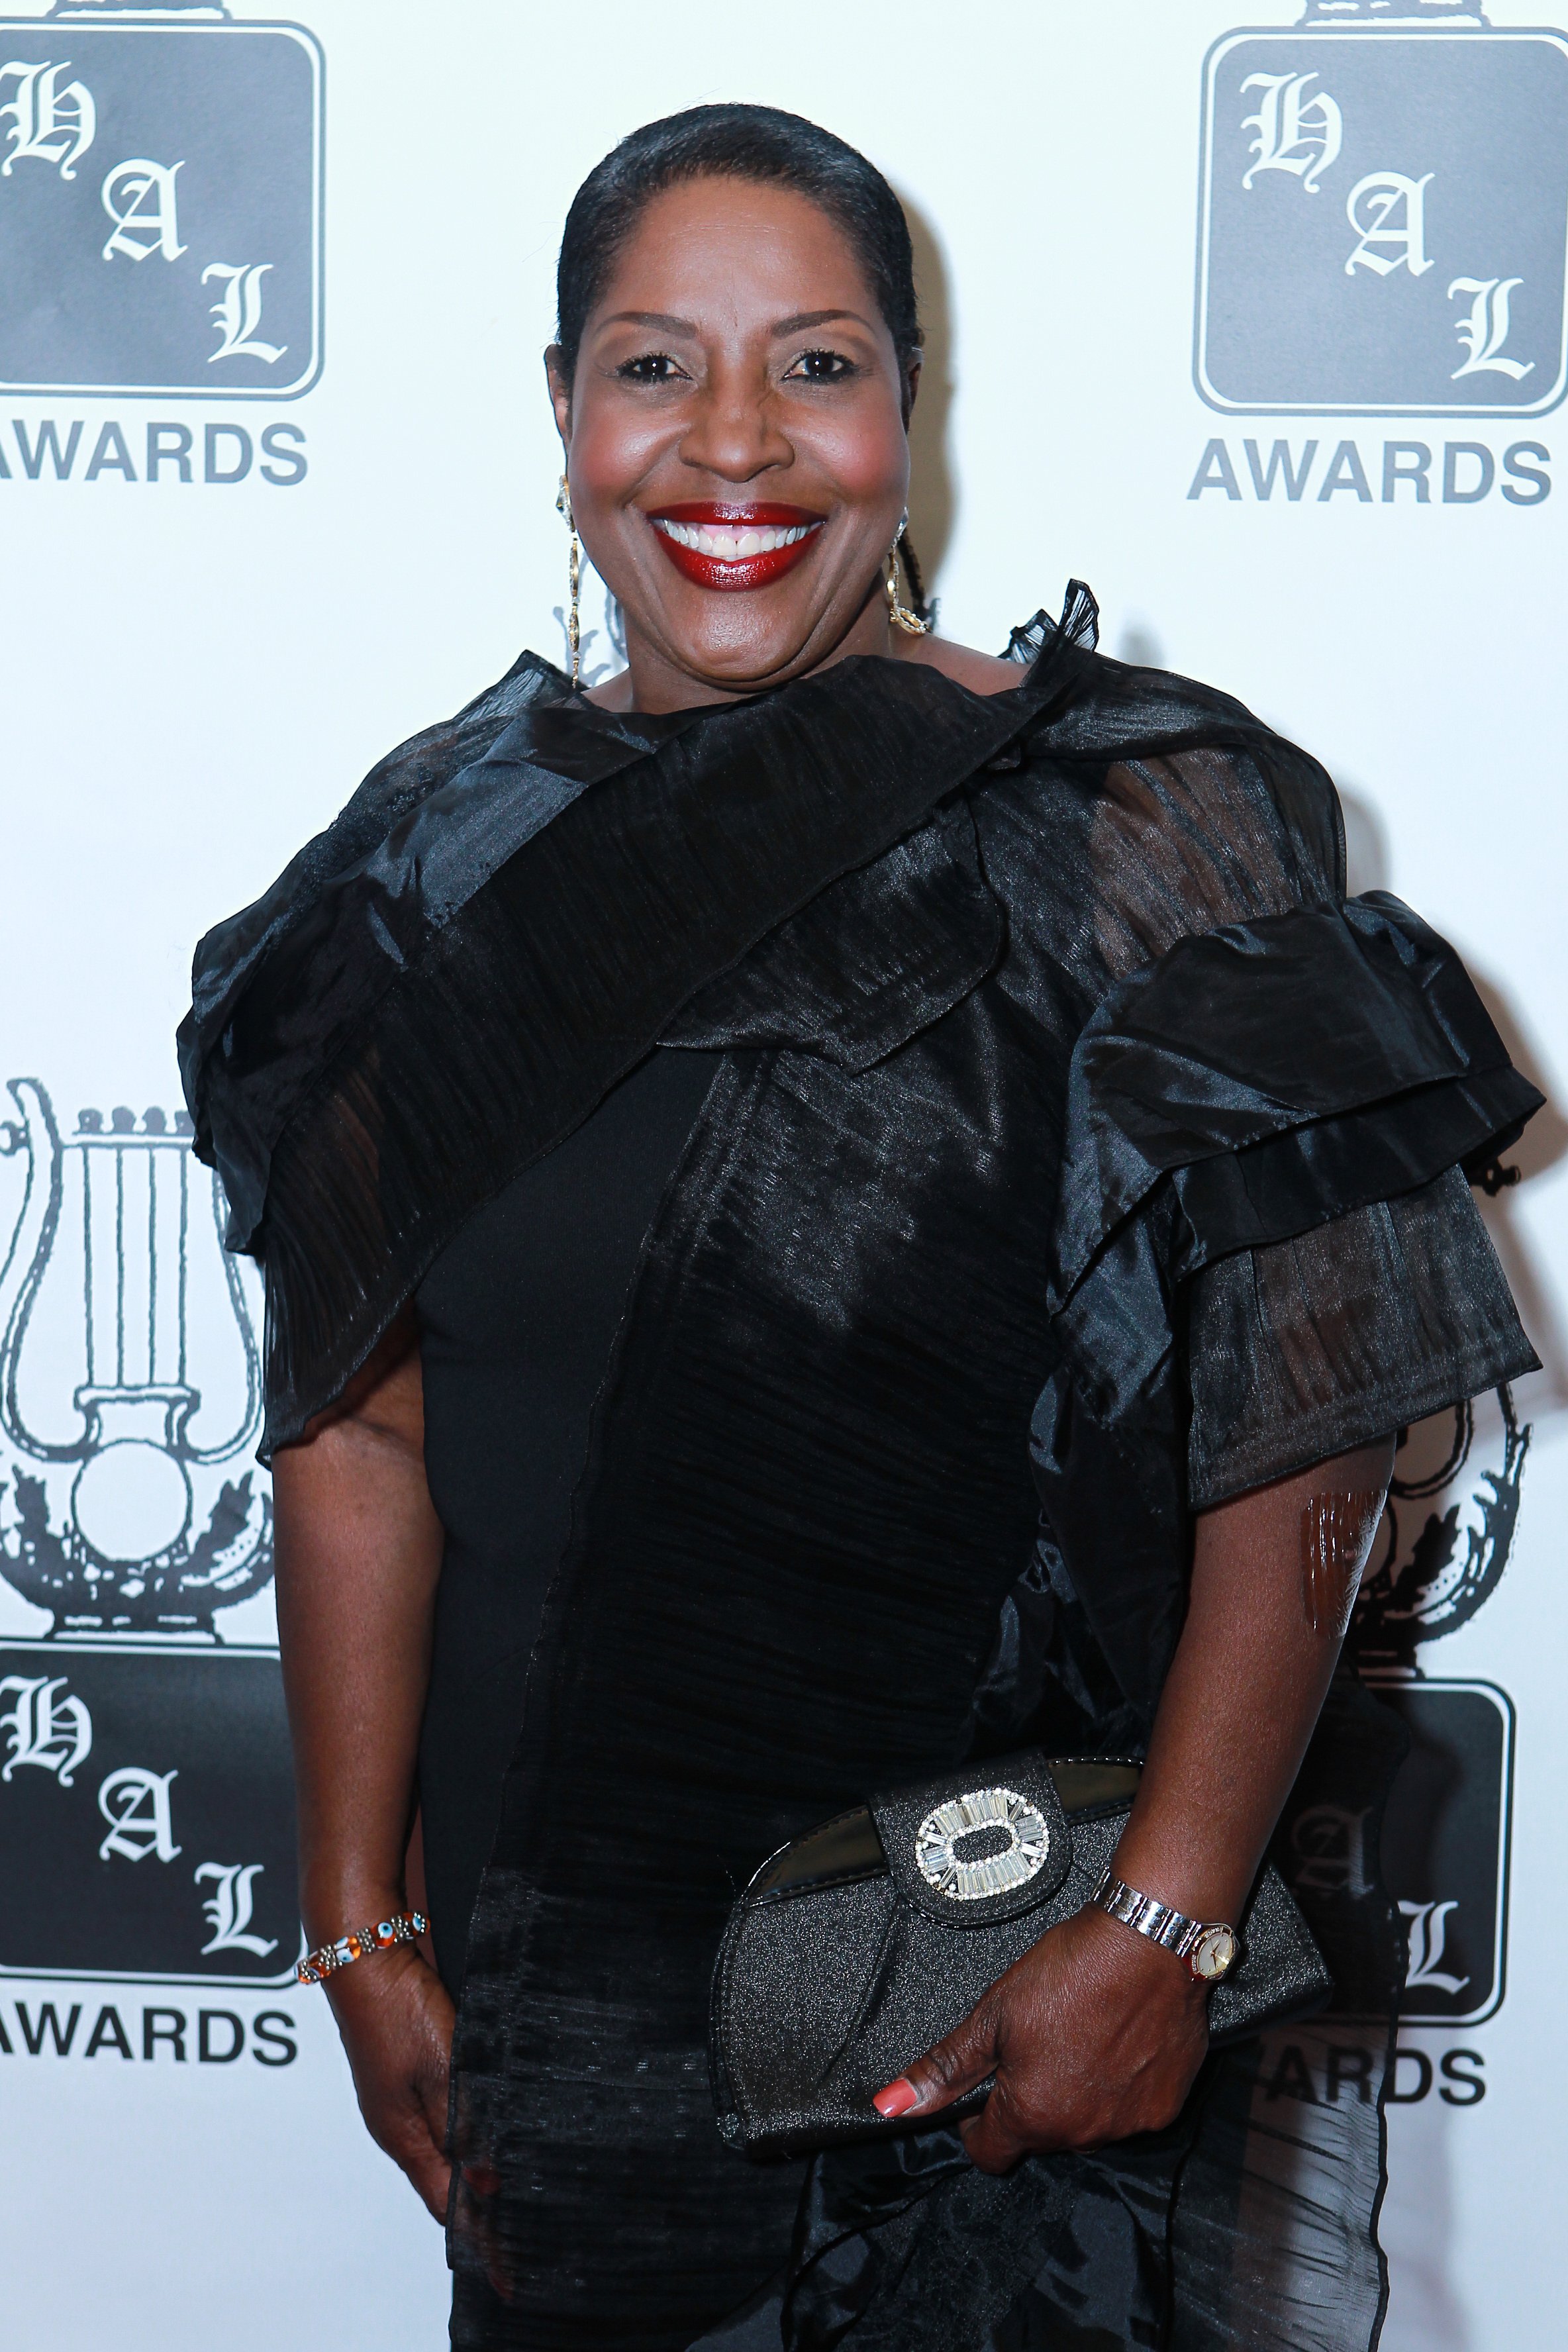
left=181, top=105, right=1540, bottom=2351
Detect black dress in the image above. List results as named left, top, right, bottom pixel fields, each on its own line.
left=415, top=1045, right=723, bottom=1994
left=179, top=587, right=1540, bottom=2352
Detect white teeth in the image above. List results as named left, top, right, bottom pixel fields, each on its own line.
left=653, top=518, right=816, bottom=559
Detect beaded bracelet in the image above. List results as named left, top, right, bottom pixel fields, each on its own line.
left=296, top=1910, right=429, bottom=1986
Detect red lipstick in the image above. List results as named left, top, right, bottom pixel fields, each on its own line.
left=647, top=501, right=824, bottom=592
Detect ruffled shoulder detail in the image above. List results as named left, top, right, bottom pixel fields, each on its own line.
left=188, top=601, right=1102, bottom=1451
left=179, top=647, right=571, bottom=1142
left=1028, top=885, right=1540, bottom=1725
left=1052, top=889, right=1542, bottom=1310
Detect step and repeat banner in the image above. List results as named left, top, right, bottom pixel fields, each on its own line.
left=1, top=3, right=1561, bottom=2345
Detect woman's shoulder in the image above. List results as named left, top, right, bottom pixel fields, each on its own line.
left=179, top=650, right=571, bottom=1173
left=966, top=641, right=1348, bottom=977
left=202, top=647, right=570, bottom=966
left=893, top=632, right=1026, bottom=697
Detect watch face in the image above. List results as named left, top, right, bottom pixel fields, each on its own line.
left=1191, top=1926, right=1239, bottom=1982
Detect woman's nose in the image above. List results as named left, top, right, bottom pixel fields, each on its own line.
left=677, top=369, right=793, bottom=484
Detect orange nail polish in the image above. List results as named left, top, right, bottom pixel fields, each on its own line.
left=873, top=2077, right=920, bottom=2118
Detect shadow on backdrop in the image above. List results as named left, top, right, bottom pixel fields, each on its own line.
left=896, top=191, right=956, bottom=611
left=1117, top=622, right=1167, bottom=668
left=1340, top=783, right=1567, bottom=1408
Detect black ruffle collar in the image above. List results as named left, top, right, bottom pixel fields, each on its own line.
left=180, top=586, right=1101, bottom=1253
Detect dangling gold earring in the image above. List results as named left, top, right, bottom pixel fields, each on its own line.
left=556, top=471, right=581, bottom=686
left=886, top=507, right=931, bottom=636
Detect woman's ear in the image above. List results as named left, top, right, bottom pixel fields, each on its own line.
left=544, top=344, right=572, bottom=447
left=902, top=353, right=922, bottom=428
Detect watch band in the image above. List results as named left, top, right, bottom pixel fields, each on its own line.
left=1091, top=1865, right=1240, bottom=1983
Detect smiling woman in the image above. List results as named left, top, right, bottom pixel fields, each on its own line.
left=180, top=101, right=1542, bottom=2352
left=546, top=150, right=962, bottom=699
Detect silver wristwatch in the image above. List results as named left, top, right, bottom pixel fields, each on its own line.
left=1091, top=1865, right=1240, bottom=1984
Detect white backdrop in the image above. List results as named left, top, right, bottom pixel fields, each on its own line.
left=0, top=3, right=1561, bottom=2345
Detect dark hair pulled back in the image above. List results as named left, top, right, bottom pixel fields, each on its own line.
left=556, top=103, right=931, bottom=618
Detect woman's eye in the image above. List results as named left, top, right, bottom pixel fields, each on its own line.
left=785, top=348, right=856, bottom=383
left=615, top=352, right=687, bottom=385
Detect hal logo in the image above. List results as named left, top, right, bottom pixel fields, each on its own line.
left=1197, top=1, right=1568, bottom=415
left=1272, top=1385, right=1524, bottom=2030
left=0, top=1077, right=297, bottom=1986
left=1290, top=1677, right=1514, bottom=2026
left=0, top=0, right=322, bottom=400
left=1289, top=1385, right=1526, bottom=2028
left=0, top=1642, right=299, bottom=1984
left=1348, top=1386, right=1524, bottom=2026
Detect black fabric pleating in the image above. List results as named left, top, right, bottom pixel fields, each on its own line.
left=177, top=588, right=1542, bottom=2352
left=179, top=595, right=1099, bottom=1453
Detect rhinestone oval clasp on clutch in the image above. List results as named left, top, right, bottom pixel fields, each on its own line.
left=914, top=1785, right=1051, bottom=1903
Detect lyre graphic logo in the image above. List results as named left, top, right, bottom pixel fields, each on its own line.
left=0, top=1672, right=91, bottom=1785
left=0, top=6, right=322, bottom=399
left=1400, top=1898, right=1470, bottom=1998
left=0, top=58, right=94, bottom=179
left=195, top=1861, right=277, bottom=1957
left=1355, top=1387, right=1527, bottom=1661
left=0, top=1081, right=271, bottom=1636
left=1241, top=70, right=1343, bottom=192
left=1197, top=11, right=1568, bottom=415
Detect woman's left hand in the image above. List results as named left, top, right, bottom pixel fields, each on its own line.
left=875, top=1904, right=1210, bottom=2174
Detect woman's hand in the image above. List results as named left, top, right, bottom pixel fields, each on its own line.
left=325, top=1944, right=456, bottom=2220
left=876, top=1906, right=1209, bottom=2173
left=273, top=1314, right=452, bottom=2209
left=873, top=1440, right=1398, bottom=2176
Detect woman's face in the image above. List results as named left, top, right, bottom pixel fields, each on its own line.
left=550, top=176, right=917, bottom=707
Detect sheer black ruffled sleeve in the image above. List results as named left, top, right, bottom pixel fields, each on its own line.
left=1048, top=889, right=1539, bottom=1317
left=1031, top=865, right=1541, bottom=1726
left=1185, top=1166, right=1536, bottom=1506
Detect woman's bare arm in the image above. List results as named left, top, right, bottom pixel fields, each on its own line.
left=271, top=1310, right=454, bottom=2218
left=1104, top=1437, right=1395, bottom=1917
left=887, top=1436, right=1396, bottom=2167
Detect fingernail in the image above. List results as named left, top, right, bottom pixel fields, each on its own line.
left=872, top=2077, right=920, bottom=2118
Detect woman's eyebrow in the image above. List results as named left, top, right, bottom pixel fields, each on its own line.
left=771, top=309, right=873, bottom=336
left=601, top=310, right=699, bottom=335
left=597, top=305, right=876, bottom=340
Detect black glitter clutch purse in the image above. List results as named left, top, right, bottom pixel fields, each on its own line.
left=710, top=1749, right=1332, bottom=2159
